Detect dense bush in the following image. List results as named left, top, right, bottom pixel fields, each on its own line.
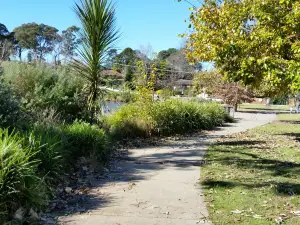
left=0, top=129, right=47, bottom=222
left=0, top=81, right=22, bottom=128
left=104, top=99, right=228, bottom=137
left=152, top=100, right=226, bottom=135
left=27, top=121, right=110, bottom=167
left=62, top=121, right=109, bottom=163
left=24, top=127, right=64, bottom=186
left=0, top=121, right=111, bottom=223
left=3, top=62, right=88, bottom=121
left=104, top=103, right=154, bottom=138
left=0, top=66, right=23, bottom=128
left=103, top=90, right=134, bottom=103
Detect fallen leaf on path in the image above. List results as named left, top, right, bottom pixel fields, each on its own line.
left=128, top=182, right=136, bottom=190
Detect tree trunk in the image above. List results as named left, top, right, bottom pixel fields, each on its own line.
left=53, top=55, right=57, bottom=66
left=34, top=51, right=38, bottom=63
left=18, top=48, right=22, bottom=61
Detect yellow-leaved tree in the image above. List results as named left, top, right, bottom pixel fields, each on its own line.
left=181, top=0, right=300, bottom=96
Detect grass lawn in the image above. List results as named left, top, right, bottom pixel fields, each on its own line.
left=239, top=104, right=290, bottom=112
left=278, top=114, right=300, bottom=121
left=202, top=114, right=300, bottom=224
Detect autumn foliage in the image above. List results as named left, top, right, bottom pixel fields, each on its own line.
left=185, top=0, right=300, bottom=95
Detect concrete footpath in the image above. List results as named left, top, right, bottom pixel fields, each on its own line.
left=59, top=113, right=276, bottom=225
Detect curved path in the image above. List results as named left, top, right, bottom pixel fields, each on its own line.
left=59, top=113, right=276, bottom=225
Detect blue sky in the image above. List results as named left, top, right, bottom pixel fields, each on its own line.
left=1, top=0, right=196, bottom=53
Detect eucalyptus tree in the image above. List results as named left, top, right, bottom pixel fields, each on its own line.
left=72, top=0, right=120, bottom=121
left=61, top=26, right=82, bottom=62
left=0, top=23, right=14, bottom=61
left=14, top=23, right=59, bottom=62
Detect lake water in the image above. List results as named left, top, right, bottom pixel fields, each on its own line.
left=102, top=102, right=124, bottom=114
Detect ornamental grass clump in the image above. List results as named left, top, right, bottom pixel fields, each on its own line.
left=104, top=99, right=228, bottom=138
left=0, top=128, right=47, bottom=222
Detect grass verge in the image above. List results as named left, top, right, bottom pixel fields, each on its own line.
left=239, top=103, right=289, bottom=112
left=202, top=114, right=300, bottom=224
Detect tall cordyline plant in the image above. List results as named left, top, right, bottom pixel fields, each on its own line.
left=72, top=0, right=120, bottom=122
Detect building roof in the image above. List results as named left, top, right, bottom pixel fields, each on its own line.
left=174, top=79, right=193, bottom=86
left=101, top=69, right=124, bottom=79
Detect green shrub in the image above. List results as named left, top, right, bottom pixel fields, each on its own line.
left=63, top=122, right=109, bottom=163
left=24, top=121, right=111, bottom=169
left=105, top=99, right=227, bottom=137
left=0, top=66, right=22, bottom=128
left=104, top=104, right=154, bottom=138
left=152, top=100, right=226, bottom=135
left=3, top=62, right=88, bottom=122
left=0, top=82, right=22, bottom=128
left=0, top=129, right=47, bottom=222
left=23, top=128, right=63, bottom=186
left=103, top=90, right=134, bottom=103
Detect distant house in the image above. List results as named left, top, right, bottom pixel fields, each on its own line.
left=166, top=50, right=197, bottom=80
left=174, top=79, right=193, bottom=87
left=101, top=69, right=124, bottom=79
left=173, top=79, right=193, bottom=95
left=101, top=69, right=124, bottom=87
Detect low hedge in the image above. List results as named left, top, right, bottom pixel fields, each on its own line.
left=104, top=99, right=229, bottom=138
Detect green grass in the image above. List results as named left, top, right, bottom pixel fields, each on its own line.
left=202, top=116, right=300, bottom=224
left=239, top=103, right=289, bottom=112
left=277, top=113, right=300, bottom=121
left=0, top=129, right=47, bottom=222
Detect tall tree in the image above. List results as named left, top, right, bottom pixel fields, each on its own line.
left=72, top=0, right=120, bottom=121
left=113, top=47, right=137, bottom=72
left=184, top=0, right=300, bottom=95
left=61, top=26, right=81, bottom=62
left=0, top=23, right=12, bottom=40
left=52, top=34, right=63, bottom=65
left=14, top=23, right=59, bottom=62
left=158, top=48, right=178, bottom=60
left=0, top=23, right=14, bottom=61
left=104, top=48, right=117, bottom=68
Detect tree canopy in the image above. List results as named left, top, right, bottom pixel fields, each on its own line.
left=185, top=0, right=300, bottom=95
left=61, top=26, right=81, bottom=61
left=14, top=23, right=59, bottom=61
left=158, top=48, right=178, bottom=60
left=113, top=48, right=138, bottom=71
left=0, top=23, right=15, bottom=61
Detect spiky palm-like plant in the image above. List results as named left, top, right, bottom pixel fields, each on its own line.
left=73, top=0, right=120, bottom=121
